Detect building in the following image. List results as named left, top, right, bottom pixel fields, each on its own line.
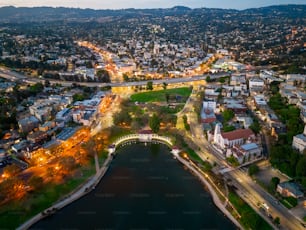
left=277, top=181, right=304, bottom=199
left=236, top=115, right=253, bottom=129
left=39, top=121, right=56, bottom=132
left=18, top=116, right=40, bottom=133
left=292, top=126, right=306, bottom=153
left=138, top=130, right=153, bottom=142
left=227, top=143, right=262, bottom=164
left=55, top=108, right=72, bottom=125
left=27, top=131, right=48, bottom=144
left=213, top=124, right=255, bottom=149
left=0, top=149, right=6, bottom=163
left=223, top=99, right=248, bottom=114
left=11, top=140, right=30, bottom=154
left=201, top=101, right=217, bottom=124
left=249, top=77, right=265, bottom=94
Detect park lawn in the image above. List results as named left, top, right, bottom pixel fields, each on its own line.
left=0, top=164, right=97, bottom=229
left=130, top=87, right=192, bottom=103
left=229, top=191, right=272, bottom=230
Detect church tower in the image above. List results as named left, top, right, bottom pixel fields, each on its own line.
left=214, top=123, right=221, bottom=144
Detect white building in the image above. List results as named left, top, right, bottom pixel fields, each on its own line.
left=213, top=124, right=255, bottom=149
left=248, top=77, right=265, bottom=92
left=227, top=143, right=262, bottom=164
left=292, top=126, right=306, bottom=153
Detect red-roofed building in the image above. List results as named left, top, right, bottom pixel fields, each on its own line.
left=213, top=124, right=255, bottom=148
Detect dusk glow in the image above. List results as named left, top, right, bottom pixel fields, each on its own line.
left=1, top=0, right=305, bottom=9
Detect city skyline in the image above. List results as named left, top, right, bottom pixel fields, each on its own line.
left=1, top=0, right=305, bottom=10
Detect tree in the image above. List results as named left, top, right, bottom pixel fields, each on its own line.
left=182, top=115, right=190, bottom=131
left=274, top=217, right=280, bottom=226
left=28, top=176, right=44, bottom=190
left=73, top=93, right=86, bottom=102
left=223, top=124, right=235, bottom=132
left=149, top=113, right=160, bottom=133
left=222, top=109, right=234, bottom=122
left=113, top=110, right=132, bottom=126
left=123, top=74, right=129, bottom=82
left=44, top=79, right=51, bottom=87
left=96, top=69, right=110, bottom=83
left=296, top=155, right=306, bottom=177
left=248, top=164, right=259, bottom=176
left=165, top=93, right=170, bottom=103
left=205, top=76, right=211, bottom=82
left=249, top=120, right=261, bottom=134
left=269, top=177, right=280, bottom=192
left=59, top=156, right=77, bottom=171
left=146, top=81, right=153, bottom=90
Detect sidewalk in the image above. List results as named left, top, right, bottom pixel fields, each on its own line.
left=172, top=152, right=243, bottom=229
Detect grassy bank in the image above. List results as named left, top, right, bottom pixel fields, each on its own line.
left=0, top=160, right=98, bottom=229
left=229, top=191, right=272, bottom=230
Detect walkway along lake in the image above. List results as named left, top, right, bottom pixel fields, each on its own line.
left=31, top=143, right=236, bottom=229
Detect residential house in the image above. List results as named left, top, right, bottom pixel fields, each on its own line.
left=227, top=143, right=262, bottom=164
left=27, top=131, right=48, bottom=144
left=292, top=126, right=306, bottom=153
left=277, top=181, right=304, bottom=199
left=201, top=101, right=217, bottom=124
left=18, top=116, right=40, bottom=133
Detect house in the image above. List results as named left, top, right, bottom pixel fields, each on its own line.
left=213, top=124, right=255, bottom=149
left=18, top=116, right=40, bottom=133
left=236, top=115, right=253, bottom=129
left=12, top=140, right=30, bottom=154
left=27, top=131, right=48, bottom=144
left=292, top=126, right=306, bottom=153
left=277, top=181, right=303, bottom=199
left=201, top=101, right=217, bottom=124
left=55, top=108, right=72, bottom=125
left=223, top=99, right=248, bottom=114
left=227, top=143, right=262, bottom=164
left=39, top=121, right=56, bottom=132
left=248, top=77, right=265, bottom=93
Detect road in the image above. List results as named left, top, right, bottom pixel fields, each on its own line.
left=182, top=89, right=304, bottom=230
left=0, top=66, right=228, bottom=88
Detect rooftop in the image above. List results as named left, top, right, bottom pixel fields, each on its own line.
left=222, top=129, right=254, bottom=141
left=241, top=143, right=258, bottom=151
left=278, top=181, right=303, bottom=197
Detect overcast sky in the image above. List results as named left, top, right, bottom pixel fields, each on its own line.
left=1, top=0, right=305, bottom=10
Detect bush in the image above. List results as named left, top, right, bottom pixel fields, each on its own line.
left=248, top=164, right=259, bottom=176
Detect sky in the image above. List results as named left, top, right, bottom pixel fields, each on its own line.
left=0, top=0, right=305, bottom=10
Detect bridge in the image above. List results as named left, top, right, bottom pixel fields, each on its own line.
left=108, top=132, right=173, bottom=154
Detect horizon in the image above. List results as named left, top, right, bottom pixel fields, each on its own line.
left=0, top=0, right=305, bottom=10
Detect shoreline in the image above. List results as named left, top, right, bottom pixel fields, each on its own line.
left=17, top=154, right=114, bottom=230
left=172, top=152, right=243, bottom=229
left=18, top=143, right=242, bottom=230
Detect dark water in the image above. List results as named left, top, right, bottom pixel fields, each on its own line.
left=32, top=143, right=236, bottom=230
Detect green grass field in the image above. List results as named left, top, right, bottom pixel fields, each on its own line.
left=130, top=87, right=192, bottom=103
left=229, top=191, right=272, bottom=230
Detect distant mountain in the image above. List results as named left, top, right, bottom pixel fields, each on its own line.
left=0, top=5, right=305, bottom=23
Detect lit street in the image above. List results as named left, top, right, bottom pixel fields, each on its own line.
left=183, top=87, right=305, bottom=230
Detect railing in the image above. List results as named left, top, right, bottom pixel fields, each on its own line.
left=111, top=134, right=173, bottom=150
